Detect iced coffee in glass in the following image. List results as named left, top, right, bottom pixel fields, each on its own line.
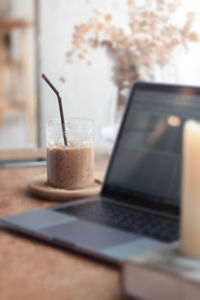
left=46, top=118, right=95, bottom=190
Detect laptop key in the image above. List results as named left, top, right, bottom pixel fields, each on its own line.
left=55, top=201, right=179, bottom=242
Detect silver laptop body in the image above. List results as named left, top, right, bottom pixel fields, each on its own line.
left=2, top=81, right=197, bottom=265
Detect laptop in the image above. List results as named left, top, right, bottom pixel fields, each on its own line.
left=2, top=81, right=199, bottom=265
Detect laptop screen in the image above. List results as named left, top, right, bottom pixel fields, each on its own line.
left=102, top=82, right=200, bottom=216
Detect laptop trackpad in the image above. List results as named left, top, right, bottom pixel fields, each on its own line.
left=39, top=220, right=139, bottom=250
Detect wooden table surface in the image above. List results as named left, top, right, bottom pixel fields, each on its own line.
left=0, top=147, right=125, bottom=300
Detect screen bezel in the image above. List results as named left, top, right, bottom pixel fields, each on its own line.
left=101, top=81, right=200, bottom=217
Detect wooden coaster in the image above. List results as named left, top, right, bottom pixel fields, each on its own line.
left=27, top=172, right=104, bottom=201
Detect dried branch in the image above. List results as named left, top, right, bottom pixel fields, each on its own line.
left=64, top=0, right=198, bottom=107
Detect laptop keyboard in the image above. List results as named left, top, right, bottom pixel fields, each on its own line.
left=55, top=200, right=179, bottom=242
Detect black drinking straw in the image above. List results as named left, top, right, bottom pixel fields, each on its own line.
left=42, top=74, right=68, bottom=146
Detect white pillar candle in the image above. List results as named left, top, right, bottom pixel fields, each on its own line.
left=181, top=120, right=200, bottom=259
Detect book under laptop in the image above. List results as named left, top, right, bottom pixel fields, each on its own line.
left=2, top=81, right=199, bottom=265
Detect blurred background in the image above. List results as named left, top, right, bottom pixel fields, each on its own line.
left=0, top=0, right=200, bottom=149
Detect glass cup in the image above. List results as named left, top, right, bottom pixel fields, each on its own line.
left=46, top=118, right=95, bottom=190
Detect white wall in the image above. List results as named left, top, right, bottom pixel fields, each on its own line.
left=154, top=0, right=200, bottom=86
left=39, top=0, right=127, bottom=146
left=174, top=0, right=200, bottom=85
left=39, top=0, right=200, bottom=146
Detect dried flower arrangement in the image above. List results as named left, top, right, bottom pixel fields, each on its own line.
left=64, top=0, right=198, bottom=108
